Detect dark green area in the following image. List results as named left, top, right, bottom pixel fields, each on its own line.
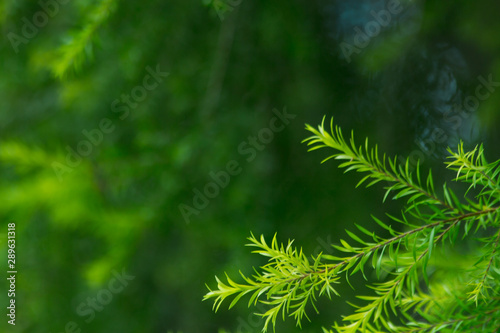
left=0, top=0, right=499, bottom=332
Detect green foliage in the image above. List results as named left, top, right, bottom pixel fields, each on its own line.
left=35, top=0, right=119, bottom=79
left=204, top=117, right=500, bottom=332
left=4, top=1, right=500, bottom=332
left=53, top=0, right=117, bottom=79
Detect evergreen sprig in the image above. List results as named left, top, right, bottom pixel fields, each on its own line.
left=49, top=0, right=119, bottom=79
left=204, top=117, right=500, bottom=332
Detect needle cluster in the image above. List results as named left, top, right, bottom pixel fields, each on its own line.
left=204, top=117, right=500, bottom=332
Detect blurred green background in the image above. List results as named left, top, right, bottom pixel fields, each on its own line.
left=1, top=0, right=500, bottom=332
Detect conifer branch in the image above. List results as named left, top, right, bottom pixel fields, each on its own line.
left=446, top=143, right=500, bottom=200
left=467, top=227, right=500, bottom=305
left=51, top=0, right=119, bottom=78
left=303, top=117, right=455, bottom=212
left=204, top=119, right=500, bottom=332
